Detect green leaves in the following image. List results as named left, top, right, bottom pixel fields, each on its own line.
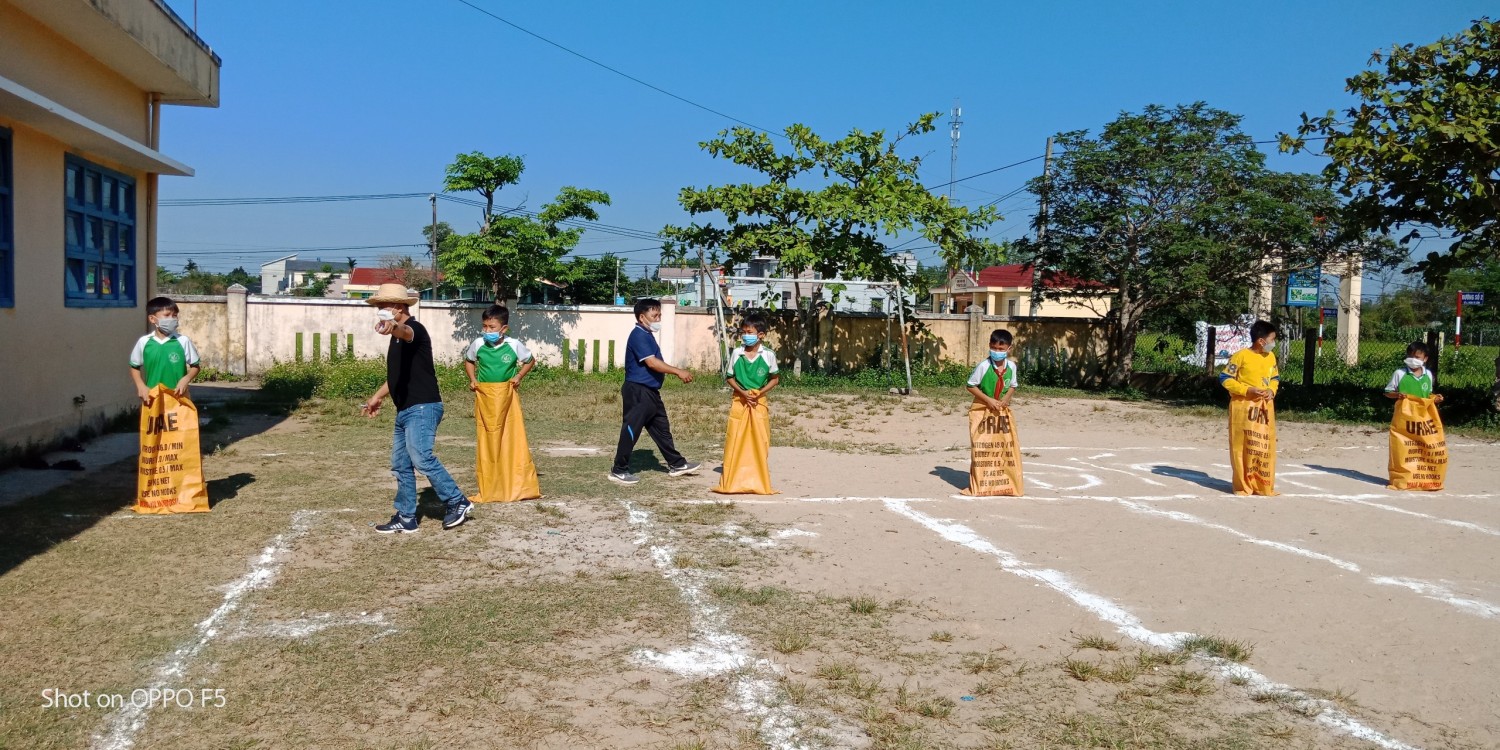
left=1284, top=18, right=1500, bottom=284
left=443, top=152, right=525, bottom=218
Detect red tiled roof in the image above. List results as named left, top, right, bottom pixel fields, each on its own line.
left=969, top=264, right=1107, bottom=290
left=349, top=267, right=443, bottom=285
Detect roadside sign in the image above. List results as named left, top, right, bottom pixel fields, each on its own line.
left=1322, top=307, right=1338, bottom=319
left=1285, top=268, right=1320, bottom=307
left=1461, top=291, right=1484, bottom=306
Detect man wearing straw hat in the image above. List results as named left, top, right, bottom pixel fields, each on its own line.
left=361, top=284, right=474, bottom=532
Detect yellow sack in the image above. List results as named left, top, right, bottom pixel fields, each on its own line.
left=473, top=382, right=541, bottom=503
left=1228, top=395, right=1277, bottom=496
left=961, top=401, right=1024, bottom=497
left=1388, top=396, right=1447, bottom=491
left=135, top=385, right=209, bottom=514
left=713, top=390, right=776, bottom=495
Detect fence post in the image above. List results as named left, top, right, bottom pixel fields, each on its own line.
left=1204, top=326, right=1217, bottom=377
left=1425, top=330, right=1441, bottom=390
left=1303, top=328, right=1316, bottom=386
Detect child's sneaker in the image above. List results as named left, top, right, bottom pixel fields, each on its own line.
left=608, top=470, right=640, bottom=485
left=667, top=461, right=701, bottom=477
left=443, top=499, right=474, bottom=530
left=375, top=514, right=419, bottom=534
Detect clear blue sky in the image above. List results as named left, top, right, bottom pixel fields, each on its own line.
left=156, top=0, right=1491, bottom=282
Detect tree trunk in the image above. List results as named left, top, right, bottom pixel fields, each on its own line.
left=1104, top=297, right=1142, bottom=389
left=792, top=281, right=804, bottom=377
left=1490, top=353, right=1500, bottom=413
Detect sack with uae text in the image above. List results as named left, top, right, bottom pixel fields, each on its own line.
left=135, top=385, right=209, bottom=513
left=1387, top=396, right=1447, bottom=491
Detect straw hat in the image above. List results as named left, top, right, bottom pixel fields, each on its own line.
left=366, top=283, right=419, bottom=306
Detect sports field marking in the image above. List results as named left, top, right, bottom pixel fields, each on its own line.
left=93, top=509, right=337, bottom=750
left=230, top=611, right=395, bottom=641
left=1065, top=458, right=1169, bottom=486
left=879, top=498, right=1419, bottom=750
left=623, top=501, right=857, bottom=750
left=1370, top=578, right=1500, bottom=619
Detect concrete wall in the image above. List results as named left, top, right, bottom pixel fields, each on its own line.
left=0, top=115, right=149, bottom=453
left=164, top=297, right=1105, bottom=388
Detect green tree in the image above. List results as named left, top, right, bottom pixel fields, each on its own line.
left=291, top=263, right=339, bottom=298
left=440, top=186, right=611, bottom=301
left=663, top=114, right=1002, bottom=372
left=224, top=265, right=260, bottom=293
left=556, top=254, right=625, bottom=305
left=443, top=152, right=524, bottom=220
left=1283, top=18, right=1500, bottom=405
left=1015, top=103, right=1390, bottom=387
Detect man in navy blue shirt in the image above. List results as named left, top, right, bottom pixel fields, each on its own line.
left=610, top=298, right=700, bottom=485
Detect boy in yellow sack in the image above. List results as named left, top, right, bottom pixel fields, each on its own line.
left=129, top=296, right=209, bottom=513
left=463, top=305, right=542, bottom=502
left=1384, top=341, right=1447, bottom=491
left=1219, top=320, right=1279, bottom=496
left=962, top=329, right=1024, bottom=496
left=713, top=315, right=780, bottom=495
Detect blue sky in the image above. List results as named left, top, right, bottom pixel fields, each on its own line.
left=156, top=0, right=1491, bottom=282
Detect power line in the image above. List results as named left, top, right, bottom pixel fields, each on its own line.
left=157, top=243, right=427, bottom=257
left=925, top=154, right=1047, bottom=192
left=161, top=193, right=428, bottom=206
left=451, top=0, right=776, bottom=136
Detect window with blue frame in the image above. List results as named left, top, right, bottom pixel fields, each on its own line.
left=0, top=127, right=12, bottom=308
left=64, top=156, right=135, bottom=307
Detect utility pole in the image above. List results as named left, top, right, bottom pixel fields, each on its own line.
left=697, top=246, right=708, bottom=307
left=1029, top=137, right=1053, bottom=318
left=612, top=257, right=621, bottom=303
left=429, top=194, right=440, bottom=299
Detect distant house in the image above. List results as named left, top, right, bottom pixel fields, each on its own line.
left=929, top=264, right=1111, bottom=319
left=1, top=0, right=221, bottom=455
left=345, top=266, right=445, bottom=300
left=259, top=255, right=353, bottom=296
left=720, top=253, right=917, bottom=312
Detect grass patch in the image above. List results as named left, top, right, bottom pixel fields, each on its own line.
left=1073, top=633, right=1121, bottom=651
left=1062, top=658, right=1101, bottom=682
left=532, top=502, right=566, bottom=520
left=771, top=630, right=811, bottom=655
left=928, top=630, right=954, bottom=643
left=1177, top=634, right=1254, bottom=663
left=848, top=595, right=880, bottom=615
left=1165, top=670, right=1215, bottom=696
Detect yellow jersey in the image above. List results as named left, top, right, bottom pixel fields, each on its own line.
left=1219, top=348, right=1279, bottom=397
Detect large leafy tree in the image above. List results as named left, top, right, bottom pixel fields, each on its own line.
left=443, top=152, right=525, bottom=220
left=1283, top=17, right=1500, bottom=405
left=556, top=254, right=625, bottom=304
left=664, top=114, right=1002, bottom=372
left=1015, top=103, right=1388, bottom=387
left=440, top=186, right=611, bottom=301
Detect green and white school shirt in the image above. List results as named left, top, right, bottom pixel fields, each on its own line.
left=726, top=347, right=779, bottom=391
left=129, top=333, right=201, bottom=390
left=1384, top=367, right=1433, bottom=399
left=967, top=358, right=1018, bottom=398
left=463, top=336, right=534, bottom=383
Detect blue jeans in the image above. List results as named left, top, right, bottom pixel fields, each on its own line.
left=391, top=402, right=466, bottom=518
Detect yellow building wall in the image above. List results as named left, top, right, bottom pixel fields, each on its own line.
left=0, top=116, right=150, bottom=453
left=0, top=3, right=148, bottom=144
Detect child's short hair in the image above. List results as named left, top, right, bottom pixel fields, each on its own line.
left=146, top=296, right=178, bottom=317
left=989, top=329, right=1013, bottom=346
left=482, top=304, right=510, bottom=325
left=634, top=298, right=661, bottom=318
left=741, top=314, right=768, bottom=334
left=1406, top=341, right=1429, bottom=358
left=1249, top=320, right=1278, bottom=342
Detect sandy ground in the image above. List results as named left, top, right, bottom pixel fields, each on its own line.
left=661, top=394, right=1500, bottom=748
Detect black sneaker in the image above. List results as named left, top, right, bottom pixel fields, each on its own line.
left=443, top=499, right=474, bottom=530
left=375, top=514, right=419, bottom=534
left=668, top=461, right=701, bottom=477
left=608, top=470, right=641, bottom=485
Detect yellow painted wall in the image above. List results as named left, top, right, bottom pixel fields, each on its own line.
left=0, top=123, right=150, bottom=451
left=0, top=3, right=148, bottom=144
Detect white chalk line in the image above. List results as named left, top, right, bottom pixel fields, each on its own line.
left=93, top=509, right=334, bottom=750
left=625, top=502, right=859, bottom=749
left=230, top=611, right=395, bottom=641
left=880, top=499, right=1418, bottom=750
left=1370, top=578, right=1500, bottom=619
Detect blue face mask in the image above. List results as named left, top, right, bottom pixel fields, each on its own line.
left=742, top=334, right=759, bottom=347
left=482, top=332, right=502, bottom=344
left=990, top=350, right=1008, bottom=362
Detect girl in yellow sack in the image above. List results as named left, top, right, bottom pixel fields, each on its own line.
left=713, top=315, right=779, bottom=495
left=1219, top=320, right=1279, bottom=496
left=1384, top=341, right=1446, bottom=491
left=463, top=305, right=541, bottom=503
left=962, top=329, right=1024, bottom=497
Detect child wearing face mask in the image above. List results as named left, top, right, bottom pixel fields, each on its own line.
left=1384, top=341, right=1447, bottom=491
left=961, top=328, right=1024, bottom=496
left=129, top=296, right=200, bottom=406
left=713, top=315, right=779, bottom=495
left=463, top=304, right=541, bottom=503
left=1219, top=319, right=1280, bottom=496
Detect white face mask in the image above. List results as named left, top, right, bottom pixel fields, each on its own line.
left=155, top=317, right=179, bottom=335
left=1405, top=357, right=1425, bottom=371
left=648, top=322, right=662, bottom=333
left=376, top=309, right=396, bottom=322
